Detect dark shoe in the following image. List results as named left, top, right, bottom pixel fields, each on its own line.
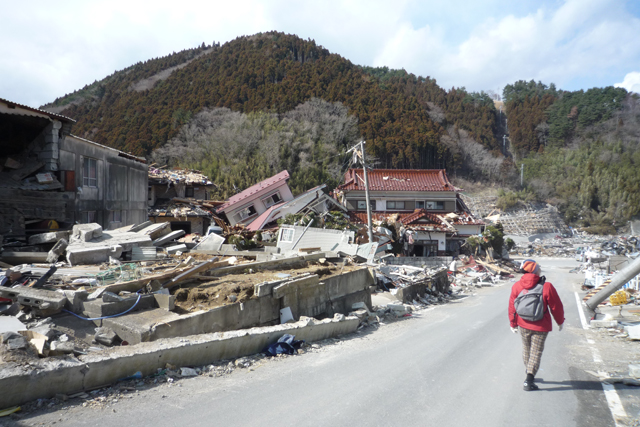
left=523, top=381, right=539, bottom=391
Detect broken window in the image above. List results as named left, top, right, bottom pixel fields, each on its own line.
left=416, top=201, right=425, bottom=209
left=262, top=192, right=282, bottom=208
left=386, top=201, right=405, bottom=210
left=280, top=228, right=295, bottom=243
left=234, top=205, right=257, bottom=222
left=83, top=158, right=97, bottom=187
left=426, top=201, right=444, bottom=210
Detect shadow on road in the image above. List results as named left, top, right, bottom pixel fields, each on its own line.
left=534, top=378, right=603, bottom=391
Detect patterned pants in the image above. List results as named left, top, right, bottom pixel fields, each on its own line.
left=519, top=327, right=549, bottom=376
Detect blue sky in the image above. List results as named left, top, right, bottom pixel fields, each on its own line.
left=1, top=0, right=639, bottom=108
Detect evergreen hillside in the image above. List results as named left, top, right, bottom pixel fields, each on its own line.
left=44, top=32, right=640, bottom=230
left=43, top=32, right=500, bottom=173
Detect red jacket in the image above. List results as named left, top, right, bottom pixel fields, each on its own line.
left=509, top=273, right=564, bottom=331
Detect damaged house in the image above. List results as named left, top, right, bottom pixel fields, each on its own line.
left=147, top=168, right=218, bottom=235
left=215, top=170, right=295, bottom=227
left=0, top=98, right=148, bottom=242
left=335, top=169, right=484, bottom=256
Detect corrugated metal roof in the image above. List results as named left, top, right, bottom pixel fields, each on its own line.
left=0, top=97, right=75, bottom=123
left=67, top=134, right=146, bottom=164
left=338, top=169, right=455, bottom=192
left=217, top=170, right=290, bottom=212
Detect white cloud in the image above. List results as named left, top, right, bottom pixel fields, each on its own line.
left=374, top=0, right=640, bottom=93
left=615, top=71, right=640, bottom=93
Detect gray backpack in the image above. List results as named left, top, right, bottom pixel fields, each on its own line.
left=514, top=276, right=546, bottom=321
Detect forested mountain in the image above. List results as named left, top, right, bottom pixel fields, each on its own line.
left=44, top=32, right=503, bottom=187
left=44, top=32, right=640, bottom=230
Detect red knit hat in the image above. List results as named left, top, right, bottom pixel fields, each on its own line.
left=521, top=259, right=540, bottom=274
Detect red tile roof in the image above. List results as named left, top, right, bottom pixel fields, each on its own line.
left=217, top=170, right=290, bottom=212
left=338, top=169, right=455, bottom=192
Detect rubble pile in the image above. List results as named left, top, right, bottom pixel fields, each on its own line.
left=462, top=195, right=570, bottom=236
left=148, top=168, right=214, bottom=185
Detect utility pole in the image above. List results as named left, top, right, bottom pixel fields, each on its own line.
left=520, top=163, right=524, bottom=187
left=360, top=140, right=374, bottom=244
left=346, top=140, right=374, bottom=244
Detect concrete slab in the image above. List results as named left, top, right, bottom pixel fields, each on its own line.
left=166, top=244, right=187, bottom=254
left=28, top=231, right=70, bottom=245
left=66, top=244, right=123, bottom=266
left=0, top=286, right=67, bottom=310
left=153, top=230, right=186, bottom=246
left=137, top=222, right=171, bottom=240
left=0, top=315, right=360, bottom=408
left=192, top=233, right=225, bottom=252
left=0, top=316, right=25, bottom=334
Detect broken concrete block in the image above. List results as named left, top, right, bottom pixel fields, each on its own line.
left=180, top=367, right=198, bottom=377
left=128, top=221, right=152, bottom=233
left=0, top=286, right=68, bottom=311
left=30, top=325, right=56, bottom=341
left=590, top=319, right=619, bottom=328
left=66, top=244, right=123, bottom=265
left=49, top=341, right=75, bottom=355
left=82, top=294, right=156, bottom=318
left=351, top=302, right=371, bottom=314
left=5, top=334, right=28, bottom=350
left=19, top=331, right=48, bottom=355
left=46, top=238, right=68, bottom=263
left=153, top=293, right=176, bottom=311
left=625, top=325, right=640, bottom=340
left=71, top=223, right=103, bottom=243
left=152, top=230, right=186, bottom=247
left=102, top=292, right=124, bottom=303
left=28, top=231, right=70, bottom=245
left=94, top=327, right=118, bottom=346
left=2, top=331, right=20, bottom=343
left=165, top=244, right=188, bottom=254
left=62, top=289, right=88, bottom=313
left=138, top=222, right=172, bottom=240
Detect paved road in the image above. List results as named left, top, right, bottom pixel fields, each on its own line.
left=8, top=258, right=626, bottom=426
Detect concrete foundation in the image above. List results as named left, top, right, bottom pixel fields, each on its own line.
left=0, top=315, right=360, bottom=409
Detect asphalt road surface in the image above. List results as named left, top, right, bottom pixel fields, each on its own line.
left=7, top=258, right=633, bottom=427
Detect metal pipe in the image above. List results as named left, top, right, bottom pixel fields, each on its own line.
left=585, top=255, right=640, bottom=310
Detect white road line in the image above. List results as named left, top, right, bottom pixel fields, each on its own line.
left=576, top=293, right=627, bottom=425
left=575, top=291, right=590, bottom=330
left=600, top=374, right=628, bottom=426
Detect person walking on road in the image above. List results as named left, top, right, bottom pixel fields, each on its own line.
left=508, top=259, right=565, bottom=391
